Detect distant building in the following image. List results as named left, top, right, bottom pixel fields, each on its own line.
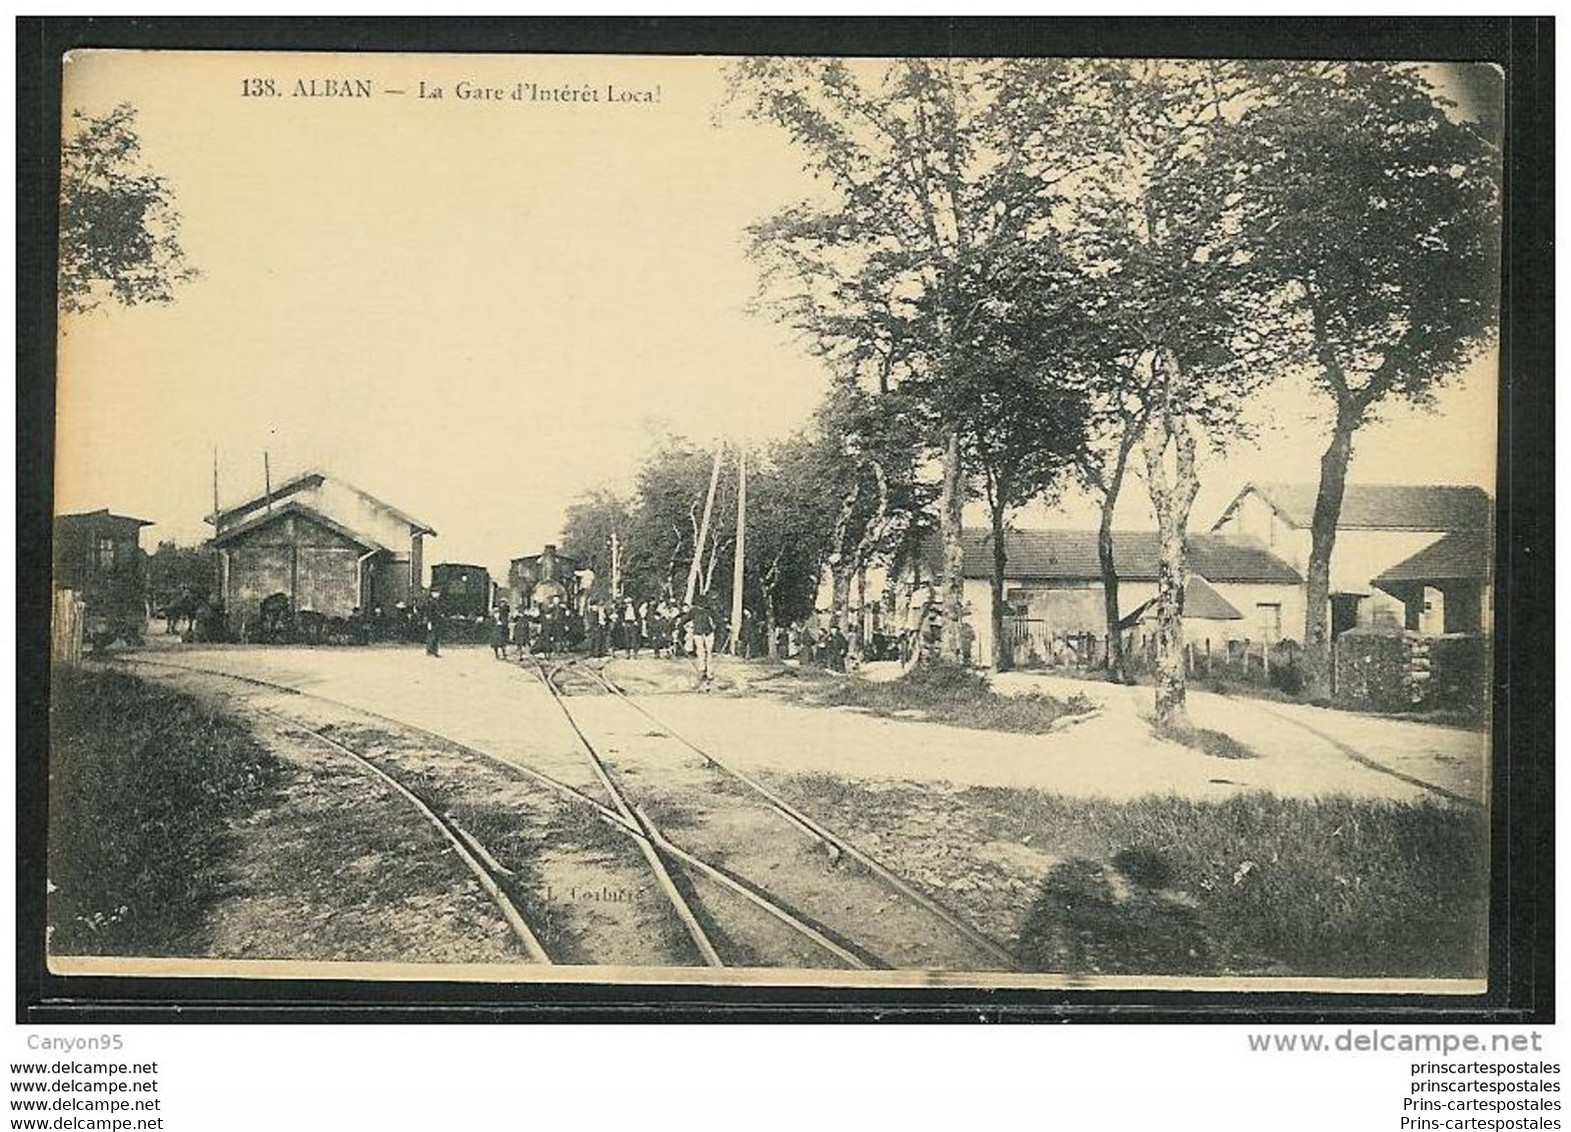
left=53, top=509, right=154, bottom=638
left=207, top=470, right=435, bottom=627
left=1210, top=482, right=1492, bottom=637
left=1371, top=530, right=1493, bottom=635
left=53, top=509, right=153, bottom=594
left=911, top=528, right=1303, bottom=667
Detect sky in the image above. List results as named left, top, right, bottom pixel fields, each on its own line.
left=55, top=52, right=1500, bottom=578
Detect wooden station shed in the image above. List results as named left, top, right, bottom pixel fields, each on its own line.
left=207, top=471, right=435, bottom=630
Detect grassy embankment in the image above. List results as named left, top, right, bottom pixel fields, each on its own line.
left=784, top=774, right=1487, bottom=979
left=48, top=668, right=281, bottom=955
left=765, top=663, right=1095, bottom=733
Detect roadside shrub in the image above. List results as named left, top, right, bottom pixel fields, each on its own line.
left=1335, top=627, right=1416, bottom=712
left=48, top=669, right=281, bottom=955
left=1427, top=635, right=1490, bottom=717
left=808, top=662, right=1092, bottom=733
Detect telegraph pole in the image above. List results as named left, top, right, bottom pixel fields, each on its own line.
left=610, top=529, right=622, bottom=601
left=729, top=447, right=747, bottom=654
left=684, top=446, right=724, bottom=606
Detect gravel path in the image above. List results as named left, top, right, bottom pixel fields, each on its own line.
left=138, top=645, right=1485, bottom=805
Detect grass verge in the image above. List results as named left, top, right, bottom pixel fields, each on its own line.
left=1152, top=719, right=1256, bottom=760
left=48, top=667, right=281, bottom=955
left=775, top=664, right=1093, bottom=734
left=776, top=773, right=1487, bottom=979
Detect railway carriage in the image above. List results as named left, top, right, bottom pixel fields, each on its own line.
left=429, top=563, right=493, bottom=620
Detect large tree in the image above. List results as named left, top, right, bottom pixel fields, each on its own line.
left=1237, top=63, right=1502, bottom=698
left=560, top=488, right=635, bottom=603
left=1070, top=60, right=1285, bottom=727
left=943, top=251, right=1093, bottom=671
left=808, top=379, right=934, bottom=656
left=58, top=103, right=197, bottom=314
left=731, top=57, right=1095, bottom=665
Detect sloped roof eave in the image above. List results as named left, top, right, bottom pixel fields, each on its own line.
left=1371, top=531, right=1492, bottom=590
left=209, top=470, right=436, bottom=536
left=1226, top=482, right=1492, bottom=533
left=209, top=501, right=390, bottom=554
left=933, top=528, right=1301, bottom=585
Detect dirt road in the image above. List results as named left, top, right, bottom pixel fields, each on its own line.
left=991, top=671, right=1487, bottom=805
left=132, top=643, right=1485, bottom=806
left=105, top=644, right=1487, bottom=978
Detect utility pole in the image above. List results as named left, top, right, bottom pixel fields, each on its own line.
left=263, top=451, right=272, bottom=514
left=684, top=446, right=724, bottom=607
left=729, top=447, right=747, bottom=654
left=212, top=446, right=227, bottom=619
left=610, top=530, right=622, bottom=601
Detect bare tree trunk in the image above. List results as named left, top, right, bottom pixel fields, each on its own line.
left=939, top=427, right=966, bottom=665
left=1097, top=495, right=1124, bottom=682
left=829, top=560, right=852, bottom=631
left=764, top=590, right=778, bottom=660
left=989, top=495, right=1012, bottom=672
left=851, top=567, right=868, bottom=665
left=1096, top=426, right=1138, bottom=684
left=1303, top=403, right=1357, bottom=700
left=1142, top=354, right=1203, bottom=731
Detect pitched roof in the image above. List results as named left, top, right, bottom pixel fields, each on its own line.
left=208, top=501, right=389, bottom=553
left=210, top=470, right=436, bottom=536
left=936, top=528, right=1302, bottom=585
left=1121, top=577, right=1244, bottom=627
left=55, top=509, right=154, bottom=528
left=1372, top=531, right=1493, bottom=589
left=1215, top=482, right=1492, bottom=533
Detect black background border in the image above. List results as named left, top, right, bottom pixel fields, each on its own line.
left=16, top=16, right=1555, bottom=1025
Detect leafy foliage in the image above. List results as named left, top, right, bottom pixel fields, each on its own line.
left=58, top=103, right=198, bottom=314
left=145, top=540, right=217, bottom=610
left=1238, top=63, right=1501, bottom=419
left=729, top=58, right=1106, bottom=660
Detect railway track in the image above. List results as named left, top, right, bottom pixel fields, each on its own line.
left=528, top=655, right=1019, bottom=972
left=253, top=705, right=553, bottom=964
left=112, top=654, right=999, bottom=970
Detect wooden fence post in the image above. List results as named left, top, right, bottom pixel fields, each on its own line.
left=52, top=589, right=84, bottom=667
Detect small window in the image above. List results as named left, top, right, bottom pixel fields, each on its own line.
left=93, top=535, right=117, bottom=572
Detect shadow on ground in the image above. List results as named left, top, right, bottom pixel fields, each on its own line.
left=1015, top=851, right=1219, bottom=976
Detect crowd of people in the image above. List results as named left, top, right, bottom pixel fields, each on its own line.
left=469, top=593, right=723, bottom=681
left=454, top=585, right=953, bottom=682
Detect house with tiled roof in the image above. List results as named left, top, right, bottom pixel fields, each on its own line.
left=205, top=470, right=436, bottom=629
left=1210, top=482, right=1492, bottom=637
left=1371, top=530, right=1493, bottom=635
left=911, top=528, right=1304, bottom=667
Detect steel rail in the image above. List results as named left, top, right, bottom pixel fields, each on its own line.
left=113, top=654, right=890, bottom=969
left=113, top=656, right=626, bottom=824
left=253, top=706, right=553, bottom=964
left=573, top=659, right=1023, bottom=972
left=632, top=806, right=874, bottom=970
left=528, top=659, right=724, bottom=968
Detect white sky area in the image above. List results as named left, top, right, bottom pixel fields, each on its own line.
left=55, top=52, right=1499, bottom=578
